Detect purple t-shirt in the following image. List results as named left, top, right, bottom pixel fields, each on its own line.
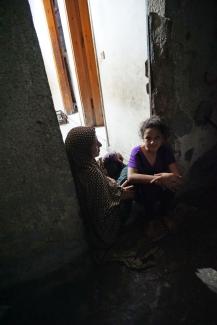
left=128, top=144, right=175, bottom=175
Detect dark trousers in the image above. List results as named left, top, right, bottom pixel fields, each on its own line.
left=136, top=184, right=175, bottom=220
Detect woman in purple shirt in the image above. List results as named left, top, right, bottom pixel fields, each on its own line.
left=128, top=116, right=182, bottom=237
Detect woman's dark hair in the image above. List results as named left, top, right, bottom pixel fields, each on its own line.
left=140, top=115, right=170, bottom=139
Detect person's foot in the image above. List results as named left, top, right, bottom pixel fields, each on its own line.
left=145, top=220, right=168, bottom=242
left=163, top=215, right=183, bottom=233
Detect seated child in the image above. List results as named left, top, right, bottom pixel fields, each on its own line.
left=127, top=115, right=182, bottom=237
left=100, top=151, right=128, bottom=185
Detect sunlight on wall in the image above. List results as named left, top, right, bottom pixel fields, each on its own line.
left=89, top=0, right=150, bottom=160
left=28, top=0, right=64, bottom=111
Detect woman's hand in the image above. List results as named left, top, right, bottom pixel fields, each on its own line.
left=151, top=173, right=182, bottom=191
left=106, top=176, right=117, bottom=185
left=121, top=180, right=135, bottom=200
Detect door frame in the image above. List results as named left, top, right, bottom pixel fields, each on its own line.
left=63, top=0, right=105, bottom=126
left=43, top=0, right=75, bottom=114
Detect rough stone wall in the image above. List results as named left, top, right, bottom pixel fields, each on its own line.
left=148, top=0, right=165, bottom=16
left=0, top=0, right=87, bottom=289
left=148, top=0, right=217, bottom=194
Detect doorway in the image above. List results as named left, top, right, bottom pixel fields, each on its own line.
left=29, top=0, right=150, bottom=161
left=88, top=0, right=150, bottom=160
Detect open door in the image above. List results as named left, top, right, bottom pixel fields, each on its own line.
left=64, top=0, right=104, bottom=127
left=43, top=0, right=75, bottom=114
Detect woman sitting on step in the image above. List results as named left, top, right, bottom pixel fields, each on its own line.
left=65, top=126, right=134, bottom=250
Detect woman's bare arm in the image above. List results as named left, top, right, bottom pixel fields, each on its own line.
left=128, top=167, right=157, bottom=184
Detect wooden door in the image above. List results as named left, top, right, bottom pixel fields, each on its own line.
left=64, top=0, right=104, bottom=126
left=43, top=0, right=75, bottom=114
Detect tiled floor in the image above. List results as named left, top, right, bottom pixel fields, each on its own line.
left=59, top=112, right=108, bottom=157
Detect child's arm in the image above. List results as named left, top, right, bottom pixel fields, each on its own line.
left=151, top=162, right=182, bottom=190
left=168, top=162, right=182, bottom=176
left=128, top=167, right=159, bottom=184
left=127, top=146, right=163, bottom=185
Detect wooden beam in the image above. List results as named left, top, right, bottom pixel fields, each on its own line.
left=64, top=0, right=104, bottom=126
left=77, top=0, right=104, bottom=126
left=43, top=0, right=74, bottom=114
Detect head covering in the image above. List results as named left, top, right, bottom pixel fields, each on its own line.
left=65, top=126, right=122, bottom=248
left=65, top=126, right=96, bottom=169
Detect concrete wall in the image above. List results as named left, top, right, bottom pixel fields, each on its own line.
left=89, top=0, right=150, bottom=161
left=0, top=0, right=86, bottom=289
left=148, top=0, right=217, bottom=191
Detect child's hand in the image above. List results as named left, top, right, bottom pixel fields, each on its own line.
left=151, top=173, right=182, bottom=191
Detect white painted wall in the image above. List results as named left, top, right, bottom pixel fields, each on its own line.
left=89, top=0, right=150, bottom=160
left=28, top=0, right=64, bottom=112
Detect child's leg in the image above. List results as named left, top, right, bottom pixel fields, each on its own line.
left=159, top=189, right=175, bottom=216
left=141, top=184, right=165, bottom=218
left=135, top=184, right=169, bottom=241
left=159, top=189, right=181, bottom=232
